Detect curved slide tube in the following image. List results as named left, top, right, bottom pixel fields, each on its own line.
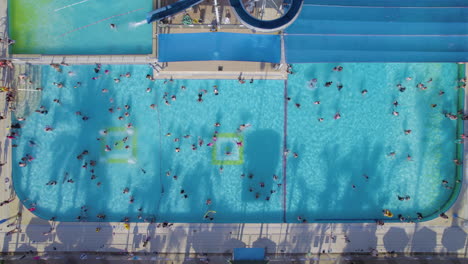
left=147, top=0, right=304, bottom=32
left=229, top=0, right=303, bottom=32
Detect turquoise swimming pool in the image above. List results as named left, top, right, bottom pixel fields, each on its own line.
left=8, top=0, right=153, bottom=54
left=12, top=63, right=464, bottom=223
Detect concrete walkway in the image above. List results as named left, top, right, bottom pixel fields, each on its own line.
left=0, top=0, right=467, bottom=263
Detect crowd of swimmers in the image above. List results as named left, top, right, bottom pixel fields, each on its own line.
left=7, top=63, right=467, bottom=227
left=10, top=62, right=261, bottom=224
left=289, top=65, right=466, bottom=224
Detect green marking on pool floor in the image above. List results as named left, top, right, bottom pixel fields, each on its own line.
left=212, top=133, right=244, bottom=165
left=101, top=127, right=138, bottom=164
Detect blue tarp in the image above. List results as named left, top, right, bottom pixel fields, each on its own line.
left=233, top=248, right=265, bottom=261
left=158, top=33, right=281, bottom=63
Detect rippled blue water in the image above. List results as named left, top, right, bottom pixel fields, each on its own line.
left=12, top=63, right=463, bottom=223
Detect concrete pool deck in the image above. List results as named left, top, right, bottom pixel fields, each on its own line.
left=0, top=1, right=467, bottom=263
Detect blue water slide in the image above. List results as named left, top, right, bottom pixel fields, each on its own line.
left=228, top=0, right=304, bottom=31
left=146, top=0, right=304, bottom=31
left=302, top=0, right=468, bottom=7
left=285, top=3, right=468, bottom=62
left=146, top=0, right=204, bottom=23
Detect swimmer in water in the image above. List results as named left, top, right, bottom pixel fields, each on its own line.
left=308, top=78, right=318, bottom=88
left=334, top=112, right=341, bottom=120
left=238, top=124, right=251, bottom=131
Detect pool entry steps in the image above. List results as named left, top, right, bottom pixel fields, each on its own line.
left=285, top=1, right=468, bottom=62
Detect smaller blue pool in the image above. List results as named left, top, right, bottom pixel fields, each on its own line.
left=9, top=0, right=153, bottom=54
left=158, top=33, right=281, bottom=63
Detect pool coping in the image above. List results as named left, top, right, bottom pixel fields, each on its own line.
left=0, top=63, right=466, bottom=257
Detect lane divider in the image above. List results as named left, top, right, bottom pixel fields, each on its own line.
left=55, top=0, right=93, bottom=12
left=282, top=79, right=288, bottom=223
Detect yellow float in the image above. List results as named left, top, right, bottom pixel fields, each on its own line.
left=383, top=209, right=393, bottom=217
